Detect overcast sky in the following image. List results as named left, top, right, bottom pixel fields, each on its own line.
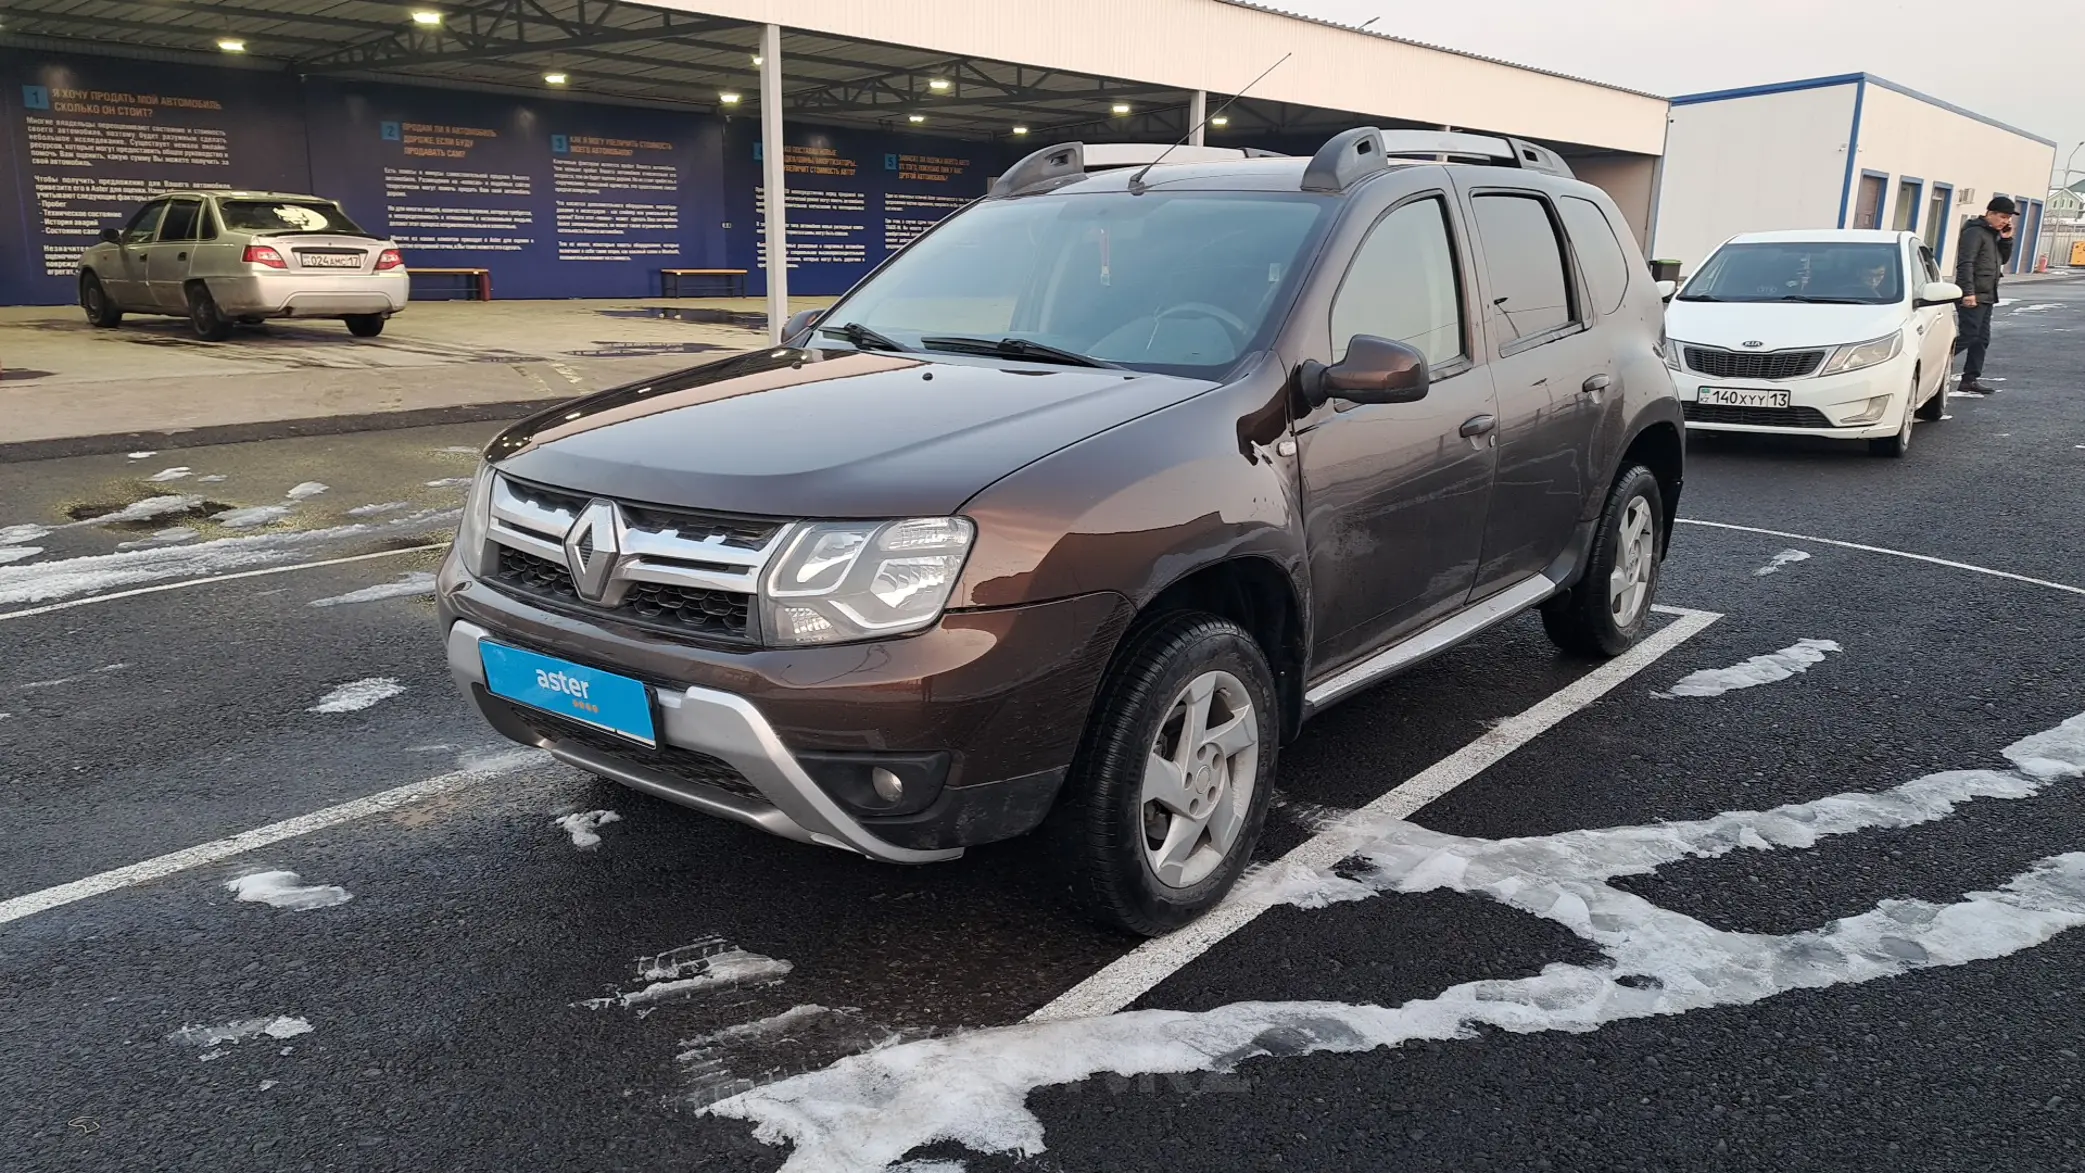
left=1283, top=0, right=2079, bottom=188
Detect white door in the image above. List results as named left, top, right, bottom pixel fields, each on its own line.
left=1913, top=242, right=1954, bottom=390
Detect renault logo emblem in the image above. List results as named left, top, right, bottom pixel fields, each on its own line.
left=564, top=499, right=623, bottom=603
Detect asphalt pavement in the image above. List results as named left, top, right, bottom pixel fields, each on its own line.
left=2, top=279, right=2082, bottom=1173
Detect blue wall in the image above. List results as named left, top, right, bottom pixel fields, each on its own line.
left=0, top=50, right=1005, bottom=306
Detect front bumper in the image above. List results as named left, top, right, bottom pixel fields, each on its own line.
left=206, top=272, right=409, bottom=317
left=441, top=553, right=1133, bottom=863
left=1675, top=358, right=1916, bottom=439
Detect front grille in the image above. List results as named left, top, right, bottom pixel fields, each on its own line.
left=1684, top=402, right=1836, bottom=428
left=498, top=698, right=766, bottom=802
left=492, top=546, right=753, bottom=640
left=1684, top=346, right=1826, bottom=380
left=620, top=504, right=782, bottom=551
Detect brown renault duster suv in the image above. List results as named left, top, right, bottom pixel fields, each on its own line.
left=439, top=129, right=1685, bottom=935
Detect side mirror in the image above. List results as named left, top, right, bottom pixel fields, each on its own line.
left=780, top=308, right=824, bottom=343
left=1299, top=335, right=1430, bottom=409
left=99, top=227, right=122, bottom=244
left=1915, top=280, right=1964, bottom=307
left=1654, top=279, right=1678, bottom=303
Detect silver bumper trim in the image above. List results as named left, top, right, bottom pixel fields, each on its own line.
left=446, top=619, right=961, bottom=865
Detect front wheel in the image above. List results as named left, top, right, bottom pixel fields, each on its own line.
left=186, top=284, right=232, bottom=341
left=1914, top=368, right=1947, bottom=422
left=1542, top=465, right=1664, bottom=658
left=345, top=314, right=385, bottom=338
left=1049, top=614, right=1279, bottom=936
left=1869, top=382, right=1915, bottom=458
left=80, top=274, right=123, bottom=327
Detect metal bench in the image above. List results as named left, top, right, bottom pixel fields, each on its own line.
left=660, top=268, right=748, bottom=298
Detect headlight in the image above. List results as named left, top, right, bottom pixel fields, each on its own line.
left=761, top=516, right=975, bottom=646
left=1662, top=335, right=1683, bottom=371
left=455, top=463, right=496, bottom=576
left=1817, top=332, right=1902, bottom=376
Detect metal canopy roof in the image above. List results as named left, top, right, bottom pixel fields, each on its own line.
left=0, top=0, right=1655, bottom=150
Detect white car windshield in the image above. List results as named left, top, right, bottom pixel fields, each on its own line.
left=1680, top=241, right=1904, bottom=305
left=818, top=190, right=1330, bottom=376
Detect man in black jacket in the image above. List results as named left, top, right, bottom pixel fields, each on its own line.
left=1954, top=195, right=2017, bottom=394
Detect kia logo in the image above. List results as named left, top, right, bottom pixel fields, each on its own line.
left=1741, top=340, right=1766, bottom=349
left=564, top=498, right=624, bottom=604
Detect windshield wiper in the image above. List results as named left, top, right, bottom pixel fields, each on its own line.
left=1770, top=295, right=1878, bottom=304
left=818, top=321, right=907, bottom=352
left=1674, top=294, right=1724, bottom=302
left=917, top=335, right=1119, bottom=368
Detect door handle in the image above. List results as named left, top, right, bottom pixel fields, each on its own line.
left=1459, top=414, right=1497, bottom=438
left=177, top=252, right=188, bottom=261
left=1582, top=374, right=1613, bottom=394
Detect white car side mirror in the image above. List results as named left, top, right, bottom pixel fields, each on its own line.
left=1915, top=280, right=1963, bottom=307
left=1654, top=280, right=1677, bottom=303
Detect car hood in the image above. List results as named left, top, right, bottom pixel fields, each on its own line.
left=1665, top=300, right=1909, bottom=350
left=486, top=347, right=1222, bottom=518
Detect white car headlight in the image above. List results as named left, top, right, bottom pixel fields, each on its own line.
left=761, top=517, right=975, bottom=646
left=1661, top=334, right=1683, bottom=371
left=455, top=463, right=496, bottom=576
left=1817, top=332, right=1902, bottom=376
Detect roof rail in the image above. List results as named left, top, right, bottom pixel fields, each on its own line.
left=988, top=142, right=1290, bottom=198
left=1302, top=128, right=1577, bottom=192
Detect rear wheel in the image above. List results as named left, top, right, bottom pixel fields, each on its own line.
left=1048, top=614, right=1279, bottom=936
left=80, top=273, right=122, bottom=327
left=345, top=314, right=385, bottom=338
left=1542, top=465, right=1664, bottom=658
left=186, top=284, right=232, bottom=341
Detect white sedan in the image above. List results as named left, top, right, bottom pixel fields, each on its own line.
left=1664, top=229, right=1962, bottom=458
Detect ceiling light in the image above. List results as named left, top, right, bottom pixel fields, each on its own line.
left=542, top=71, right=568, bottom=85
left=1011, top=125, right=1029, bottom=136
left=1210, top=115, right=1229, bottom=127
left=1110, top=102, right=1131, bottom=115
left=217, top=38, right=247, bottom=53
left=907, top=113, right=926, bottom=124
left=752, top=54, right=763, bottom=65
left=410, top=10, right=442, bottom=25
left=927, top=78, right=950, bottom=92
left=719, top=91, right=742, bottom=105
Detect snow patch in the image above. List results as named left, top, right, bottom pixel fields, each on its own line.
left=346, top=501, right=410, bottom=517
left=555, top=809, right=622, bottom=850
left=424, top=477, right=473, bottom=488
left=579, top=939, right=793, bottom=1011
left=310, top=677, right=405, bottom=713
left=1658, top=638, right=1840, bottom=698
left=308, top=571, right=437, bottom=608
left=80, top=495, right=204, bottom=527
left=126, top=451, right=156, bottom=459
left=212, top=504, right=292, bottom=529
left=1753, top=548, right=1811, bottom=577
left=226, top=870, right=352, bottom=911
left=285, top=481, right=329, bottom=500
left=115, top=527, right=199, bottom=551
left=258, top=1080, right=279, bottom=1091
left=197, top=474, right=227, bottom=483
left=2011, top=303, right=2063, bottom=313
left=439, top=445, right=480, bottom=454
left=0, top=547, right=41, bottom=565
left=0, top=523, right=384, bottom=607
left=145, top=467, right=193, bottom=483
left=705, top=713, right=2085, bottom=1172
left=0, top=524, right=51, bottom=545
left=168, top=1016, right=313, bottom=1048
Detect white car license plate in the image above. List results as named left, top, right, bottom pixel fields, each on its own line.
left=300, top=253, right=362, bottom=268
left=1698, top=387, right=1791, bottom=409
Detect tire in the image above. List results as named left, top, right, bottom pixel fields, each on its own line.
left=1914, top=367, right=1947, bottom=422
left=345, top=314, right=385, bottom=338
left=1048, top=613, right=1280, bottom=936
left=80, top=274, right=122, bottom=327
left=1869, top=378, right=1915, bottom=458
left=1542, top=465, right=1664, bottom=658
left=186, top=284, right=232, bottom=341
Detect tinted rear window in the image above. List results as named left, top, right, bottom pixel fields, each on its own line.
left=218, top=200, right=368, bottom=235
left=1471, top=194, right=1575, bottom=342
left=1559, top=196, right=1630, bottom=315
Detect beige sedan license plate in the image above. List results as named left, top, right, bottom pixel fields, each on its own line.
left=299, top=253, right=363, bottom=268
left=1698, top=387, right=1791, bottom=409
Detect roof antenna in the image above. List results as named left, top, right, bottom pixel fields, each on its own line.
left=1127, top=52, right=1292, bottom=194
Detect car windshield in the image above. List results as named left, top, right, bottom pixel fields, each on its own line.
left=819, top=190, right=1330, bottom=376
left=1680, top=241, right=1904, bottom=304
left=217, top=199, right=368, bottom=236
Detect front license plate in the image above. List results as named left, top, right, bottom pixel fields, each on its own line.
left=299, top=253, right=362, bottom=268
left=480, top=641, right=656, bottom=745
left=1698, top=387, right=1792, bottom=409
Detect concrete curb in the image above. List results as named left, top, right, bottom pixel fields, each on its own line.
left=0, top=399, right=559, bottom=463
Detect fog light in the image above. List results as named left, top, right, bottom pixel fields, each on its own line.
left=1844, top=394, right=1893, bottom=425
left=872, top=768, right=904, bottom=803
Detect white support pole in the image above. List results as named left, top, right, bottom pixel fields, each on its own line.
left=1188, top=90, right=1207, bottom=146
left=760, top=22, right=788, bottom=344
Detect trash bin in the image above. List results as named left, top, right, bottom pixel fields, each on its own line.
left=1650, top=259, right=1681, bottom=283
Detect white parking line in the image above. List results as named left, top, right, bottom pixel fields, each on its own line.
left=1678, top=519, right=2085, bottom=598
left=0, top=544, right=446, bottom=622
left=1028, top=604, right=1722, bottom=1023
left=0, top=750, right=542, bottom=929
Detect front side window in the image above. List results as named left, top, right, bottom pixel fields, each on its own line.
left=217, top=199, right=367, bottom=235
left=1917, top=244, right=1941, bottom=285
left=1471, top=193, right=1577, bottom=346
left=122, top=200, right=168, bottom=244
left=819, top=190, right=1330, bottom=376
left=1679, top=241, right=1904, bottom=305
left=1329, top=196, right=1465, bottom=366
left=1558, top=196, right=1631, bottom=316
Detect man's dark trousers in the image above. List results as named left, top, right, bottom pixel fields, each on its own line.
left=1956, top=302, right=1994, bottom=383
